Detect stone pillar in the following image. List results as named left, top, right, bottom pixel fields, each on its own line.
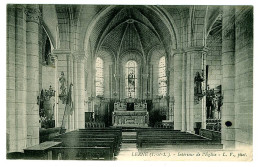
left=221, top=6, right=236, bottom=149
left=53, top=55, right=59, bottom=128
left=201, top=52, right=207, bottom=129
left=77, top=56, right=86, bottom=128
left=67, top=54, right=73, bottom=131
left=7, top=5, right=27, bottom=152
left=168, top=60, right=174, bottom=122
left=25, top=4, right=41, bottom=148
left=184, top=47, right=207, bottom=133
left=185, top=51, right=191, bottom=132
left=173, top=49, right=183, bottom=130
left=234, top=7, right=253, bottom=148
left=181, top=52, right=187, bottom=131
left=73, top=55, right=78, bottom=129
left=7, top=5, right=16, bottom=153
left=53, top=49, right=71, bottom=128
left=15, top=5, right=27, bottom=152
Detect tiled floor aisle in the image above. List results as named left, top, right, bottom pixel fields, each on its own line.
left=115, top=143, right=139, bottom=160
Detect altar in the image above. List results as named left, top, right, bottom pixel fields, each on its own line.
left=112, top=101, right=149, bottom=127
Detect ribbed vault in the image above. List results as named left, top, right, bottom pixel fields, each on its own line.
left=83, top=5, right=178, bottom=61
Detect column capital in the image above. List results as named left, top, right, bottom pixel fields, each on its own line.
left=72, top=51, right=86, bottom=61
left=25, top=6, right=41, bottom=24
left=52, top=49, right=73, bottom=61
left=183, top=46, right=208, bottom=53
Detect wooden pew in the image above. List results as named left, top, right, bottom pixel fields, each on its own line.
left=78, top=128, right=122, bottom=142
left=59, top=139, right=117, bottom=155
left=23, top=141, right=61, bottom=160
left=56, top=131, right=122, bottom=149
left=54, top=129, right=122, bottom=158
left=54, top=133, right=120, bottom=153
left=51, top=146, right=113, bottom=160
left=137, top=138, right=211, bottom=147
left=136, top=129, right=212, bottom=148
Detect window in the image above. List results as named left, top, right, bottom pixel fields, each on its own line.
left=125, top=60, right=137, bottom=98
left=95, top=57, right=104, bottom=96
left=158, top=56, right=167, bottom=96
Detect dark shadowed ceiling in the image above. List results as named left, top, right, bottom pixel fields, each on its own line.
left=88, top=5, right=176, bottom=59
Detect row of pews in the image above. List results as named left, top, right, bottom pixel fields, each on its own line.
left=23, top=128, right=223, bottom=160
left=24, top=128, right=122, bottom=160
left=136, top=129, right=223, bottom=149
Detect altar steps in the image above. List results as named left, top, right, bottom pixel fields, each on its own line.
left=122, top=132, right=137, bottom=143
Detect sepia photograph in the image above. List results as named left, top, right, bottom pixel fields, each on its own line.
left=4, top=0, right=256, bottom=163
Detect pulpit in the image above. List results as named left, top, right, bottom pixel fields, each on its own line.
left=112, top=101, right=149, bottom=127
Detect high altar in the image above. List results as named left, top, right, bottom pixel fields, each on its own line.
left=112, top=100, right=149, bottom=127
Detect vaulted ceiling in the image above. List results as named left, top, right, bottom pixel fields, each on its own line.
left=87, top=6, right=178, bottom=60
left=42, top=5, right=223, bottom=60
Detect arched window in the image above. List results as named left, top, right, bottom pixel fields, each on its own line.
left=95, top=57, right=104, bottom=96
left=125, top=60, right=137, bottom=98
left=158, top=56, right=167, bottom=96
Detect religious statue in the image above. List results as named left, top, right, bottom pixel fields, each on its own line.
left=194, top=72, right=205, bottom=103
left=217, top=94, right=223, bottom=119
left=206, top=87, right=223, bottom=119
left=128, top=69, right=135, bottom=96
left=206, top=90, right=214, bottom=119
left=59, top=71, right=67, bottom=104
left=194, top=72, right=204, bottom=95
left=37, top=86, right=55, bottom=128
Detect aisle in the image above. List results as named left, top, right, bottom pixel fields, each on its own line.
left=115, top=131, right=138, bottom=160
left=115, top=143, right=138, bottom=160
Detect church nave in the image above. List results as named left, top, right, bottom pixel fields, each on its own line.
left=6, top=4, right=253, bottom=160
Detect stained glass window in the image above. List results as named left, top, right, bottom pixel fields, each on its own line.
left=158, top=56, right=167, bottom=96
left=96, top=57, right=104, bottom=96
left=125, top=60, right=137, bottom=98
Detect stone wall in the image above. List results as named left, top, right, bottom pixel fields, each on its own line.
left=234, top=7, right=253, bottom=147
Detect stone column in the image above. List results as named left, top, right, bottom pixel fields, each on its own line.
left=73, top=55, right=78, bottom=129
left=168, top=63, right=174, bottom=121
left=67, top=54, right=73, bottom=131
left=53, top=49, right=71, bottom=128
left=53, top=55, right=59, bottom=128
left=181, top=52, right=187, bottom=131
left=16, top=5, right=27, bottom=152
left=221, top=6, right=236, bottom=149
left=77, top=56, right=86, bottom=128
left=7, top=5, right=16, bottom=153
left=25, top=4, right=41, bottom=148
left=184, top=47, right=207, bottom=133
left=7, top=5, right=27, bottom=152
left=185, top=51, right=191, bottom=132
left=173, top=49, right=183, bottom=130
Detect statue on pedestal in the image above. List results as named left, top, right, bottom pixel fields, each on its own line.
left=194, top=72, right=204, bottom=95
left=194, top=72, right=205, bottom=103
